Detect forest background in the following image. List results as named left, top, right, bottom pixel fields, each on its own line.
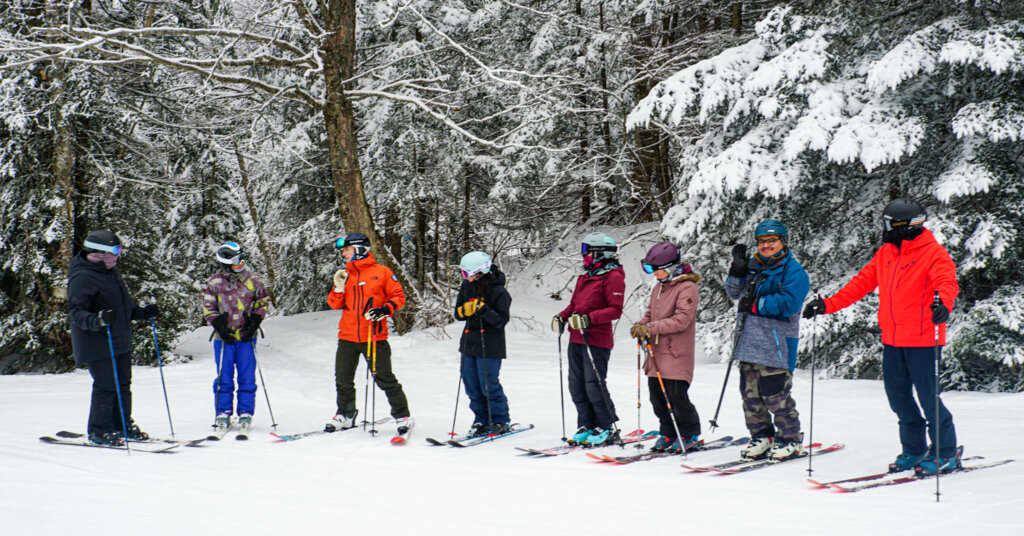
left=1, top=0, right=1021, bottom=392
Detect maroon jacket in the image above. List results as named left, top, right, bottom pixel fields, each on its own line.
left=640, top=274, right=700, bottom=383
left=558, top=266, right=625, bottom=349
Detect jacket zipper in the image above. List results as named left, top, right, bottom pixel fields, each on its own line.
left=888, top=249, right=902, bottom=343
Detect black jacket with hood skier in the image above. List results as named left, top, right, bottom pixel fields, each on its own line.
left=67, top=252, right=144, bottom=364
left=454, top=267, right=511, bottom=359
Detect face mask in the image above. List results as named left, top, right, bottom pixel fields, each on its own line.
left=87, top=252, right=118, bottom=269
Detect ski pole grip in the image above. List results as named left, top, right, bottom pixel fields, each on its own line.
left=933, top=290, right=941, bottom=305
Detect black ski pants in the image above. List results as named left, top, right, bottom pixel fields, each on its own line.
left=567, top=343, right=618, bottom=429
left=648, top=377, right=701, bottom=439
left=86, top=353, right=133, bottom=436
left=335, top=339, right=410, bottom=419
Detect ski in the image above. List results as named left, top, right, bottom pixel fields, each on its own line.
left=599, top=436, right=749, bottom=464
left=391, top=420, right=415, bottom=445
left=807, top=455, right=984, bottom=489
left=446, top=423, right=535, bottom=447
left=271, top=418, right=392, bottom=442
left=56, top=430, right=205, bottom=447
left=696, top=443, right=845, bottom=474
left=516, top=429, right=658, bottom=457
left=828, top=459, right=1014, bottom=493
left=236, top=422, right=250, bottom=441
left=40, top=435, right=180, bottom=453
left=206, top=423, right=234, bottom=441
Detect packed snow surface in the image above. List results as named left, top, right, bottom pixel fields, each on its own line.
left=3, top=276, right=1023, bottom=535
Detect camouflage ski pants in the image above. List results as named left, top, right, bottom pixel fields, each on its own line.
left=739, top=362, right=801, bottom=441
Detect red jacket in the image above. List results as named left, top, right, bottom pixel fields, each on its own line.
left=326, top=253, right=405, bottom=343
left=558, top=266, right=625, bottom=349
left=823, top=228, right=958, bottom=347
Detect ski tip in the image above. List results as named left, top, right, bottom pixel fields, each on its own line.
left=807, top=479, right=828, bottom=488
left=236, top=435, right=249, bottom=441
left=391, top=437, right=406, bottom=445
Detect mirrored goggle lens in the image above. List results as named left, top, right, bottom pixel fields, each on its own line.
left=581, top=243, right=590, bottom=255
left=641, top=262, right=656, bottom=274
left=85, top=240, right=122, bottom=255
left=335, top=237, right=346, bottom=249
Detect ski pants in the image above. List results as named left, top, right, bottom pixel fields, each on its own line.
left=213, top=340, right=257, bottom=416
left=567, top=343, right=618, bottom=429
left=883, top=345, right=957, bottom=458
left=335, top=339, right=410, bottom=419
left=461, top=355, right=510, bottom=425
left=86, top=353, right=133, bottom=436
left=649, top=377, right=701, bottom=439
left=739, top=362, right=801, bottom=441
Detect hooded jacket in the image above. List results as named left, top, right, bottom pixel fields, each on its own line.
left=67, top=253, right=144, bottom=364
left=454, top=267, right=511, bottom=359
left=327, top=252, right=405, bottom=343
left=557, top=265, right=625, bottom=349
left=640, top=273, right=701, bottom=383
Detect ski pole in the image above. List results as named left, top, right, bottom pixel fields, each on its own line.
left=645, top=337, right=688, bottom=456
left=362, top=298, right=373, bottom=432
left=253, top=330, right=278, bottom=430
left=213, top=336, right=225, bottom=427
left=557, top=323, right=567, bottom=442
left=150, top=318, right=175, bottom=438
left=479, top=325, right=493, bottom=432
left=449, top=354, right=464, bottom=437
left=635, top=338, right=644, bottom=449
left=806, top=295, right=820, bottom=477
left=709, top=311, right=748, bottom=431
left=105, top=326, right=131, bottom=455
left=581, top=330, right=619, bottom=442
left=370, top=320, right=378, bottom=436
left=933, top=290, right=942, bottom=503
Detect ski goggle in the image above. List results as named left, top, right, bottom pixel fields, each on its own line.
left=883, top=215, right=926, bottom=232
left=84, top=240, right=123, bottom=255
left=460, top=260, right=492, bottom=279
left=641, top=261, right=675, bottom=274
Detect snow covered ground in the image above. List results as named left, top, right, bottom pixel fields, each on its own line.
left=3, top=235, right=1023, bottom=535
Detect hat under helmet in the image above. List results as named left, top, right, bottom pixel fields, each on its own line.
left=459, top=251, right=492, bottom=279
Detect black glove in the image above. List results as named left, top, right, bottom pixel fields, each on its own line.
left=239, top=313, right=263, bottom=343
left=729, top=244, right=749, bottom=278
left=803, top=297, right=826, bottom=319
left=209, top=315, right=236, bottom=345
left=143, top=303, right=160, bottom=320
left=931, top=302, right=950, bottom=324
left=738, top=293, right=756, bottom=314
left=364, top=305, right=391, bottom=322
left=97, top=309, right=115, bottom=327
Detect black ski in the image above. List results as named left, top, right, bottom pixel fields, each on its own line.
left=56, top=430, right=205, bottom=447
left=40, top=435, right=180, bottom=453
left=597, top=436, right=748, bottom=464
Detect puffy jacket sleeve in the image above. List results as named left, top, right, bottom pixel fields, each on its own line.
left=929, top=245, right=959, bottom=311
left=587, top=269, right=625, bottom=325
left=647, top=283, right=698, bottom=336
left=202, top=277, right=221, bottom=322
left=725, top=274, right=746, bottom=300
left=68, top=272, right=101, bottom=331
left=824, top=250, right=881, bottom=313
left=250, top=275, right=271, bottom=318
left=757, top=262, right=809, bottom=317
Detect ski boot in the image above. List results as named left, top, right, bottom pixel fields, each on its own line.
left=669, top=435, right=702, bottom=454
left=915, top=448, right=964, bottom=476
left=89, top=431, right=125, bottom=446
left=215, top=413, right=232, bottom=430
left=650, top=435, right=676, bottom=453
left=888, top=452, right=927, bottom=473
left=568, top=426, right=591, bottom=445
left=395, top=416, right=415, bottom=435
left=118, top=419, right=149, bottom=440
left=740, top=436, right=773, bottom=460
left=468, top=422, right=487, bottom=438
left=584, top=427, right=620, bottom=446
left=325, top=412, right=356, bottom=432
left=238, top=414, right=253, bottom=427
left=487, top=422, right=510, bottom=436
left=768, top=436, right=804, bottom=462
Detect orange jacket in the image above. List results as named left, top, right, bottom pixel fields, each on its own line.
left=326, top=253, right=405, bottom=343
left=823, top=228, right=958, bottom=347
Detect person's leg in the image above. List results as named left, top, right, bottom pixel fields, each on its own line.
left=235, top=341, right=258, bottom=416
left=665, top=378, right=701, bottom=439
left=212, top=341, right=237, bottom=416
left=648, top=376, right=673, bottom=438
left=483, top=358, right=510, bottom=423
left=566, top=343, right=595, bottom=429
left=738, top=362, right=773, bottom=439
left=460, top=354, right=486, bottom=424
left=111, top=353, right=133, bottom=429
left=760, top=366, right=800, bottom=441
left=883, top=345, right=928, bottom=456
left=582, top=345, right=617, bottom=428
left=87, top=358, right=115, bottom=436
left=334, top=340, right=361, bottom=417
left=904, top=346, right=957, bottom=458
left=369, top=341, right=411, bottom=419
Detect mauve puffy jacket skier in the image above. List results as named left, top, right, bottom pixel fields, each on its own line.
left=823, top=228, right=958, bottom=347
left=557, top=266, right=625, bottom=349
left=640, top=273, right=701, bottom=383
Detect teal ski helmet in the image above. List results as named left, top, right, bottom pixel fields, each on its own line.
left=581, top=232, right=617, bottom=259
left=754, top=220, right=788, bottom=241
left=459, top=251, right=492, bottom=279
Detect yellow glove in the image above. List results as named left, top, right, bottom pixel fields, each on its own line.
left=457, top=298, right=482, bottom=318
left=333, top=269, right=348, bottom=292
left=630, top=323, right=649, bottom=340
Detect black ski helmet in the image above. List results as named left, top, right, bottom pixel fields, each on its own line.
left=82, top=230, right=123, bottom=254
left=335, top=232, right=371, bottom=258
left=882, top=198, right=927, bottom=232
left=216, top=242, right=246, bottom=272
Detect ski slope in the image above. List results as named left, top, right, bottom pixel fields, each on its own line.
left=3, top=233, right=1023, bottom=535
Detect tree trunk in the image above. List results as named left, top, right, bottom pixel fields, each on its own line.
left=234, top=142, right=278, bottom=308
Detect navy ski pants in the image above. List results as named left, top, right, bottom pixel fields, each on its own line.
left=213, top=340, right=257, bottom=416
left=883, top=345, right=957, bottom=458
left=461, top=355, right=510, bottom=425
left=567, top=343, right=618, bottom=429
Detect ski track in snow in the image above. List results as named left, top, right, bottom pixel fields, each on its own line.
left=3, top=292, right=1024, bottom=534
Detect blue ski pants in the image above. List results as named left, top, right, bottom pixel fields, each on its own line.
left=883, top=345, right=957, bottom=458
left=567, top=343, right=618, bottom=429
left=213, top=340, right=257, bottom=416
left=461, top=355, right=510, bottom=425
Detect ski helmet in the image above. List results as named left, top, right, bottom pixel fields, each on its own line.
left=581, top=232, right=617, bottom=260
left=754, top=219, right=788, bottom=240
left=459, top=251, right=492, bottom=279
left=216, top=242, right=246, bottom=272
left=641, top=242, right=680, bottom=274
left=335, top=232, right=371, bottom=259
left=882, top=198, right=927, bottom=232
left=83, top=230, right=123, bottom=255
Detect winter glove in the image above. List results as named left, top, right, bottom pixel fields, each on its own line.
left=97, top=309, right=115, bottom=328
left=551, top=315, right=566, bottom=333
left=568, top=313, right=590, bottom=331
left=629, top=323, right=649, bottom=340
left=333, top=269, right=348, bottom=292
left=457, top=298, right=482, bottom=318
left=239, top=313, right=263, bottom=343
left=728, top=244, right=749, bottom=278
left=803, top=297, right=826, bottom=319
left=209, top=315, right=236, bottom=345
left=737, top=293, right=757, bottom=314
left=364, top=305, right=391, bottom=322
left=143, top=303, right=160, bottom=320
left=930, top=301, right=950, bottom=324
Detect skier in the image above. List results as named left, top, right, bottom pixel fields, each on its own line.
left=67, top=230, right=158, bottom=445
left=454, top=251, right=512, bottom=437
left=725, top=220, right=810, bottom=461
left=802, top=199, right=960, bottom=475
left=630, top=242, right=702, bottom=453
left=551, top=232, right=624, bottom=446
left=325, top=232, right=414, bottom=435
left=202, top=242, right=270, bottom=431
